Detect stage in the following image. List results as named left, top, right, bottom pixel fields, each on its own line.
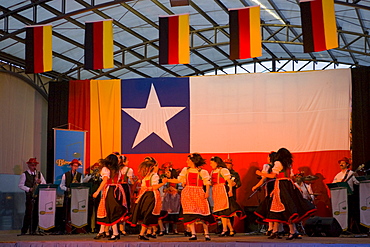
left=0, top=230, right=369, bottom=247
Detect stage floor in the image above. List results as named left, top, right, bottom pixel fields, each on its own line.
left=0, top=230, right=369, bottom=247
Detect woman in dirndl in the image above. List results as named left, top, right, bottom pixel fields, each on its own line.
left=127, top=160, right=167, bottom=240
left=92, top=154, right=128, bottom=240
left=210, top=156, right=245, bottom=237
left=117, top=154, right=134, bottom=236
left=254, top=148, right=317, bottom=240
left=168, top=153, right=216, bottom=241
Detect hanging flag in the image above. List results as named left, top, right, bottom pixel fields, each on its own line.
left=84, top=19, right=114, bottom=70
left=300, top=0, right=338, bottom=53
left=25, top=25, right=52, bottom=74
left=159, top=14, right=190, bottom=65
left=229, top=6, right=261, bottom=60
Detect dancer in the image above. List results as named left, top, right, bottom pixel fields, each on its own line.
left=160, top=163, right=181, bottom=235
left=254, top=148, right=317, bottom=240
left=118, top=155, right=134, bottom=236
left=210, top=156, right=245, bottom=237
left=128, top=160, right=167, bottom=240
left=167, top=153, right=216, bottom=241
left=251, top=152, right=279, bottom=236
left=93, top=154, right=128, bottom=241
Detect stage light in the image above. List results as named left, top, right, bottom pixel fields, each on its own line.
left=170, top=0, right=190, bottom=7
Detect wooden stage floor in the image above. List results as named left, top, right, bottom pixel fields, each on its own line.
left=0, top=230, right=369, bottom=247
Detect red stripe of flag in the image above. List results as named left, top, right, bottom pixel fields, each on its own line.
left=33, top=26, right=44, bottom=73
left=311, top=0, right=326, bottom=52
left=93, top=21, right=104, bottom=70
left=238, top=8, right=251, bottom=59
left=68, top=80, right=91, bottom=170
left=168, top=16, right=179, bottom=64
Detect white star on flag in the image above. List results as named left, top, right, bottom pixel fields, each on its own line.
left=122, top=84, right=185, bottom=148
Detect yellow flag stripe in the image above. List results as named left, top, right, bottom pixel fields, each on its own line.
left=322, top=0, right=338, bottom=50
left=249, top=6, right=262, bottom=58
left=90, top=79, right=121, bottom=163
left=43, top=25, right=53, bottom=72
left=178, top=14, right=190, bottom=64
left=103, top=20, right=114, bottom=69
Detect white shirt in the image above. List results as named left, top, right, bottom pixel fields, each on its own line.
left=332, top=169, right=359, bottom=191
left=295, top=182, right=314, bottom=201
left=211, top=167, right=231, bottom=181
left=262, top=163, right=272, bottom=174
left=18, top=169, right=46, bottom=192
left=119, top=166, right=134, bottom=184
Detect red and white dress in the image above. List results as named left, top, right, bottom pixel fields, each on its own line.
left=178, top=167, right=216, bottom=225
left=96, top=167, right=128, bottom=226
left=254, top=161, right=317, bottom=224
left=128, top=173, right=165, bottom=227
left=211, top=168, right=245, bottom=218
left=118, top=166, right=134, bottom=210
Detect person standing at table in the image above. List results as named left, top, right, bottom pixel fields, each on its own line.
left=18, top=158, right=46, bottom=235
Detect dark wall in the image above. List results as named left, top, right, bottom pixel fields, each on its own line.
left=352, top=67, right=370, bottom=171
left=46, top=81, right=69, bottom=183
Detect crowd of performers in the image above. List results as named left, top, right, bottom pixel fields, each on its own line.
left=85, top=153, right=246, bottom=241
left=80, top=148, right=317, bottom=241
left=18, top=148, right=320, bottom=240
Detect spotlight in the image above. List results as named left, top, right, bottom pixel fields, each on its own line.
left=170, top=0, right=190, bottom=7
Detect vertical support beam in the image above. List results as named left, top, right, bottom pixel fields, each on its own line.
left=62, top=0, right=66, bottom=14
left=33, top=5, right=37, bottom=23
left=122, top=50, right=125, bottom=65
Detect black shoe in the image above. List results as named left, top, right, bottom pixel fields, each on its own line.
left=265, top=230, right=273, bottom=236
left=184, top=231, right=192, bottom=237
left=158, top=231, right=165, bottom=236
left=146, top=233, right=157, bottom=238
left=103, top=232, right=111, bottom=238
left=229, top=231, right=235, bottom=237
left=268, top=232, right=282, bottom=239
left=138, top=235, right=150, bottom=240
left=94, top=232, right=106, bottom=240
left=173, top=230, right=179, bottom=235
left=204, top=234, right=211, bottom=241
left=119, top=231, right=127, bottom=236
left=108, top=235, right=120, bottom=240
left=219, top=231, right=227, bottom=237
left=286, top=232, right=302, bottom=240
left=189, top=234, right=197, bottom=240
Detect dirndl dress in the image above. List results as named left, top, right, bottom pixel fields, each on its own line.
left=128, top=173, right=166, bottom=227
left=178, top=167, right=216, bottom=225
left=211, top=168, right=245, bottom=219
left=96, top=167, right=128, bottom=226
left=254, top=162, right=317, bottom=224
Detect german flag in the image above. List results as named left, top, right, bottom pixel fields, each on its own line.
left=25, top=25, right=52, bottom=74
left=229, top=6, right=261, bottom=60
left=300, top=0, right=338, bottom=53
left=84, top=19, right=114, bottom=70
left=159, top=14, right=190, bottom=65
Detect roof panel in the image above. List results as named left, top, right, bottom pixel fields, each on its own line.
left=1, top=0, right=370, bottom=82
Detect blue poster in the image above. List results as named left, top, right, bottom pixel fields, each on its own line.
left=54, top=129, right=86, bottom=185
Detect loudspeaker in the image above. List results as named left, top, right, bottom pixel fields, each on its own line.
left=304, top=216, right=342, bottom=237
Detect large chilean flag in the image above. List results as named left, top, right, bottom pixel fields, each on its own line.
left=51, top=69, right=351, bottom=220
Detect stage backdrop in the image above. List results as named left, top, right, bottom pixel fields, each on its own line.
left=48, top=69, right=351, bottom=228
